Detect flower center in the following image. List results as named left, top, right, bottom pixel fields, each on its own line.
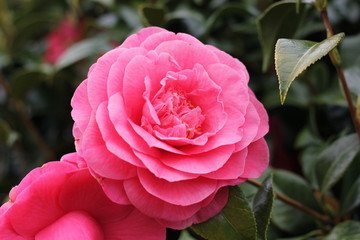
left=143, top=88, right=205, bottom=139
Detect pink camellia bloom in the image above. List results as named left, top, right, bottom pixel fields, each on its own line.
left=0, top=153, right=166, bottom=240
left=44, top=16, right=84, bottom=64
left=71, top=27, right=269, bottom=229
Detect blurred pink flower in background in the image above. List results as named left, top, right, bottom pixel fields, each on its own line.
left=71, top=27, right=269, bottom=229
left=44, top=16, right=84, bottom=65
left=0, top=153, right=166, bottom=240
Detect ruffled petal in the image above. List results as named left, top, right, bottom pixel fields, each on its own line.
left=108, top=93, right=184, bottom=154
left=206, top=63, right=249, bottom=114
left=82, top=114, right=137, bottom=180
left=157, top=187, right=228, bottom=230
left=96, top=101, right=145, bottom=167
left=138, top=168, right=217, bottom=206
left=240, top=138, right=269, bottom=179
left=160, top=144, right=235, bottom=174
left=203, top=148, right=247, bottom=180
left=123, top=177, right=203, bottom=221
left=103, top=209, right=166, bottom=240
left=234, top=101, right=261, bottom=151
left=7, top=172, right=67, bottom=236
left=87, top=47, right=125, bottom=109
left=133, top=150, right=197, bottom=182
left=35, top=211, right=104, bottom=240
left=70, top=79, right=92, bottom=134
left=106, top=47, right=148, bottom=98
left=59, top=169, right=132, bottom=220
left=155, top=40, right=219, bottom=70
left=120, top=27, right=166, bottom=48
left=249, top=90, right=269, bottom=141
left=206, top=45, right=249, bottom=83
left=98, top=178, right=132, bottom=205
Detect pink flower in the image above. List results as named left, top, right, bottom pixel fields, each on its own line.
left=0, top=153, right=166, bottom=240
left=44, top=16, right=84, bottom=64
left=71, top=27, right=269, bottom=229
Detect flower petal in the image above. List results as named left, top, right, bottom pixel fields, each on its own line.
left=87, top=47, right=125, bottom=109
left=206, top=45, right=249, bottom=82
left=7, top=172, right=67, bottom=236
left=120, top=27, right=166, bottom=48
left=249, top=90, right=269, bottom=141
left=161, top=144, right=235, bottom=174
left=138, top=168, right=217, bottom=206
left=35, top=211, right=104, bottom=240
left=96, top=101, right=144, bottom=167
left=108, top=93, right=184, bottom=154
left=104, top=209, right=166, bottom=240
left=59, top=169, right=132, bottom=220
left=71, top=79, right=92, bottom=134
left=157, top=187, right=228, bottom=229
left=82, top=114, right=137, bottom=180
left=107, top=47, right=148, bottom=98
left=155, top=40, right=219, bottom=70
left=133, top=150, right=197, bottom=182
left=240, top=138, right=269, bottom=179
left=123, top=177, right=203, bottom=221
left=203, top=148, right=247, bottom=180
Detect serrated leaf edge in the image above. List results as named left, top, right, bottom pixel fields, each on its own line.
left=275, top=33, right=345, bottom=104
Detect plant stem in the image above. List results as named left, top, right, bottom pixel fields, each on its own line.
left=320, top=10, right=360, bottom=143
left=0, top=72, right=57, bottom=162
left=247, top=179, right=333, bottom=225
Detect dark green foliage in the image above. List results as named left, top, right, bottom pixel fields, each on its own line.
left=1, top=0, right=360, bottom=239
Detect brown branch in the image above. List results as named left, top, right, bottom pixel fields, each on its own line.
left=247, top=179, right=333, bottom=225
left=320, top=10, right=360, bottom=143
left=0, top=72, right=57, bottom=162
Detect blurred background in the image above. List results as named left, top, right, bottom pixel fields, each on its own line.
left=0, top=0, right=360, bottom=238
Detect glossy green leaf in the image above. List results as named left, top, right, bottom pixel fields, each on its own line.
left=272, top=170, right=318, bottom=234
left=253, top=176, right=274, bottom=240
left=191, top=186, right=257, bottom=240
left=341, top=175, right=360, bottom=214
left=257, top=0, right=307, bottom=72
left=317, top=134, right=359, bottom=193
left=273, top=170, right=319, bottom=208
left=275, top=33, right=345, bottom=104
left=140, top=5, right=166, bottom=27
left=322, top=221, right=360, bottom=240
left=344, top=66, right=360, bottom=95
left=55, top=38, right=111, bottom=70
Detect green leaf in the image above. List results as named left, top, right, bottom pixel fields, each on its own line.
left=275, top=33, right=345, bottom=104
left=178, top=230, right=197, bottom=240
left=317, top=134, right=360, bottom=193
left=322, top=221, right=360, bottom=240
left=271, top=170, right=319, bottom=234
left=139, top=5, right=166, bottom=27
left=256, top=0, right=307, bottom=72
left=191, top=186, right=257, bottom=240
left=202, top=3, right=252, bottom=38
left=339, top=32, right=360, bottom=68
left=253, top=176, right=274, bottom=240
left=273, top=170, right=319, bottom=208
left=10, top=70, right=46, bottom=99
left=277, top=230, right=322, bottom=240
left=344, top=65, right=360, bottom=95
left=341, top=175, right=360, bottom=214
left=55, top=38, right=111, bottom=70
